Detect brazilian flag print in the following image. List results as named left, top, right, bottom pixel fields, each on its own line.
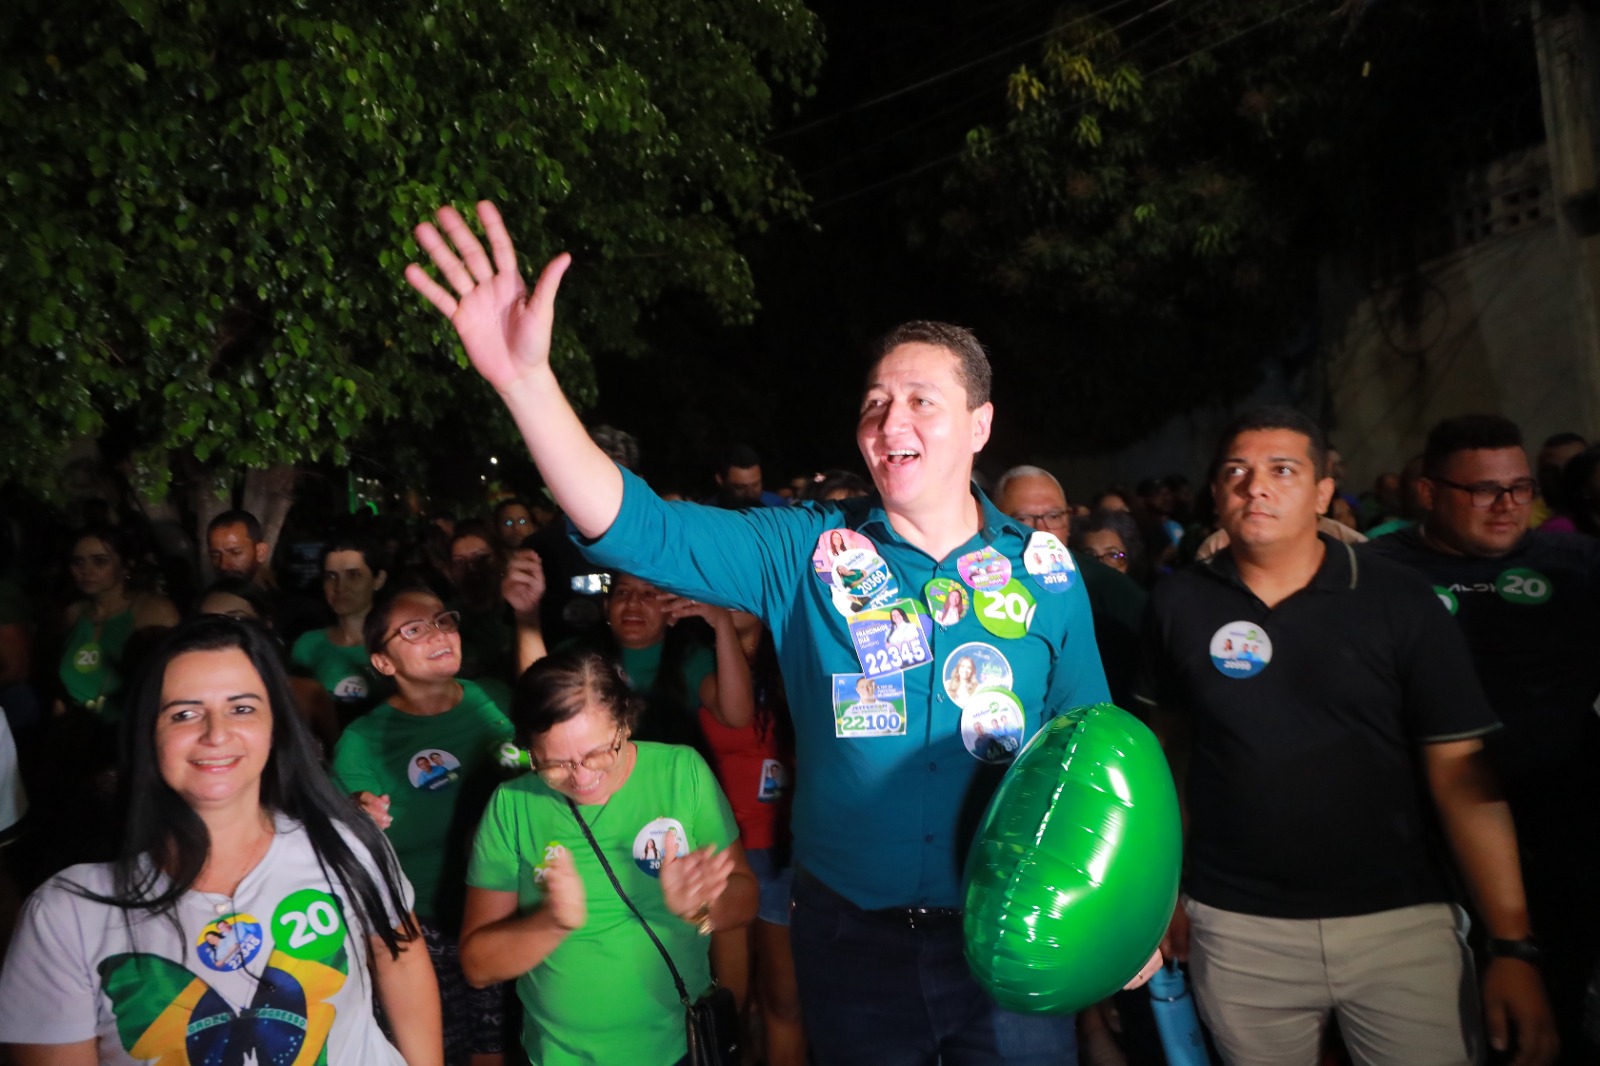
left=97, top=946, right=348, bottom=1066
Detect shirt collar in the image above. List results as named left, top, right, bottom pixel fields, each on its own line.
left=856, top=484, right=1030, bottom=548
left=1205, top=531, right=1358, bottom=593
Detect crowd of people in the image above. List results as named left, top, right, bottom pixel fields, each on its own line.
left=0, top=198, right=1595, bottom=1066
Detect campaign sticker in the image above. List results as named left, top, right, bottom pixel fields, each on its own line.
left=957, top=546, right=1012, bottom=592
left=942, top=643, right=1014, bottom=708
left=71, top=642, right=102, bottom=674
left=407, top=749, right=460, bottom=791
left=960, top=688, right=1027, bottom=764
left=195, top=912, right=264, bottom=972
left=827, top=549, right=901, bottom=616
left=849, top=599, right=933, bottom=679
left=973, top=580, right=1037, bottom=640
left=633, top=817, right=689, bottom=877
left=532, top=841, right=569, bottom=886
left=271, top=889, right=347, bottom=963
left=925, top=578, right=970, bottom=627
left=832, top=673, right=908, bottom=738
left=1498, top=568, right=1552, bottom=607
left=1209, top=621, right=1273, bottom=678
left=811, top=529, right=877, bottom=585
left=1023, top=531, right=1075, bottom=595
left=757, top=759, right=788, bottom=803
left=332, top=674, right=370, bottom=701
left=1433, top=585, right=1459, bottom=615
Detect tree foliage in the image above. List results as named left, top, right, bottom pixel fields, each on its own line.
left=0, top=0, right=821, bottom=500
left=936, top=0, right=1540, bottom=449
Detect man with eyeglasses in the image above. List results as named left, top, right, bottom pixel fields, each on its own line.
left=1364, top=413, right=1600, bottom=1061
left=996, top=465, right=1146, bottom=707
left=1140, top=406, right=1556, bottom=1066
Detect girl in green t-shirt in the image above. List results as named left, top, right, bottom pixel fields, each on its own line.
left=461, top=650, right=757, bottom=1066
left=290, top=537, right=387, bottom=723
left=337, top=587, right=515, bottom=1066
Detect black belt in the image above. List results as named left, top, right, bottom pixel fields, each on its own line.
left=863, top=905, right=965, bottom=930
left=798, top=866, right=964, bottom=930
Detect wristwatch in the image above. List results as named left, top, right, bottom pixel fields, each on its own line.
left=1486, top=937, right=1543, bottom=965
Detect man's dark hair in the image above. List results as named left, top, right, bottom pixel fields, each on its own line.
left=1542, top=431, right=1586, bottom=451
left=721, top=444, right=762, bottom=475
left=589, top=424, right=640, bottom=472
left=869, top=321, right=992, bottom=409
left=206, top=509, right=263, bottom=542
left=492, top=497, right=530, bottom=519
left=1422, top=414, right=1523, bottom=477
left=1209, top=407, right=1329, bottom=480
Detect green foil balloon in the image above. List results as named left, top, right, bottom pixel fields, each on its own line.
left=963, top=703, right=1182, bottom=1014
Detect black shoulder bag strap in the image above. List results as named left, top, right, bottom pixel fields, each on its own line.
left=564, top=796, right=693, bottom=1009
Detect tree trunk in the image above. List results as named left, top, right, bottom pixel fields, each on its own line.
left=241, top=463, right=299, bottom=574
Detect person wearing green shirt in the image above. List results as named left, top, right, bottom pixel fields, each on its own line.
left=290, top=537, right=387, bottom=723
left=334, top=587, right=515, bottom=1066
left=461, top=649, right=756, bottom=1066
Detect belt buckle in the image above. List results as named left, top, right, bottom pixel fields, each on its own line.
left=905, top=907, right=959, bottom=930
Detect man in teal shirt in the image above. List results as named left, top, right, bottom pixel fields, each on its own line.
left=405, top=201, right=1112, bottom=1065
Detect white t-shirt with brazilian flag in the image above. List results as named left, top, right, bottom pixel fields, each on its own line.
left=0, top=816, right=412, bottom=1065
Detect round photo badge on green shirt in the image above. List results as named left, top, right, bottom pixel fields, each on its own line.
left=1497, top=568, right=1552, bottom=606
left=972, top=580, right=1036, bottom=640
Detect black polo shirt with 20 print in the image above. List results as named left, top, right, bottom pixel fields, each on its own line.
left=1137, top=533, right=1499, bottom=920
left=1362, top=527, right=1600, bottom=792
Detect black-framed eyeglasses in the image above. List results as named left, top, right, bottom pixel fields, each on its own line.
left=1083, top=548, right=1127, bottom=563
left=385, top=610, right=462, bottom=645
left=1432, top=477, right=1537, bottom=509
left=531, top=727, right=626, bottom=782
left=1011, top=510, right=1069, bottom=529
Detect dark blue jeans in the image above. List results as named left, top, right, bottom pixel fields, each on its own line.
left=790, top=868, right=1078, bottom=1066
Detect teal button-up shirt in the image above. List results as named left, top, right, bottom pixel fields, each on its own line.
left=580, top=467, right=1109, bottom=908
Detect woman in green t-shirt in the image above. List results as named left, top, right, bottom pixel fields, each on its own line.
left=461, top=650, right=757, bottom=1066
left=290, top=537, right=387, bottom=723
left=335, top=587, right=515, bottom=1066
left=56, top=525, right=180, bottom=719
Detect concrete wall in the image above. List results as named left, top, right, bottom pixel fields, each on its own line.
left=1324, top=146, right=1596, bottom=492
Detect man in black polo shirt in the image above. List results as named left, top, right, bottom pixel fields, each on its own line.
left=1364, top=413, right=1600, bottom=1062
left=1140, top=407, right=1556, bottom=1066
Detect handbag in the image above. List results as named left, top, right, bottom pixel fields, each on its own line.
left=565, top=798, right=740, bottom=1066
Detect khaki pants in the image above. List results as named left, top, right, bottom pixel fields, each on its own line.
left=1186, top=898, right=1482, bottom=1066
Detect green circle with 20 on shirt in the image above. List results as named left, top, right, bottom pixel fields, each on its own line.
left=1497, top=568, right=1552, bottom=606
left=1432, top=586, right=1458, bottom=615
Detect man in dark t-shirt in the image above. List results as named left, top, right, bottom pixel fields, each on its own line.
left=1364, top=413, right=1600, bottom=1062
left=1139, top=407, right=1556, bottom=1066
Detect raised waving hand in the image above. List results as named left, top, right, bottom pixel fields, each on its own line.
left=405, top=202, right=570, bottom=395
left=403, top=200, right=623, bottom=538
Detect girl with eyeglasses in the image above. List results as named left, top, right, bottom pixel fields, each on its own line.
left=332, top=588, right=516, bottom=1066
left=0, top=616, right=441, bottom=1064
left=462, top=649, right=756, bottom=1066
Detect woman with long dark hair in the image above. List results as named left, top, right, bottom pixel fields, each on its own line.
left=0, top=617, right=442, bottom=1064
